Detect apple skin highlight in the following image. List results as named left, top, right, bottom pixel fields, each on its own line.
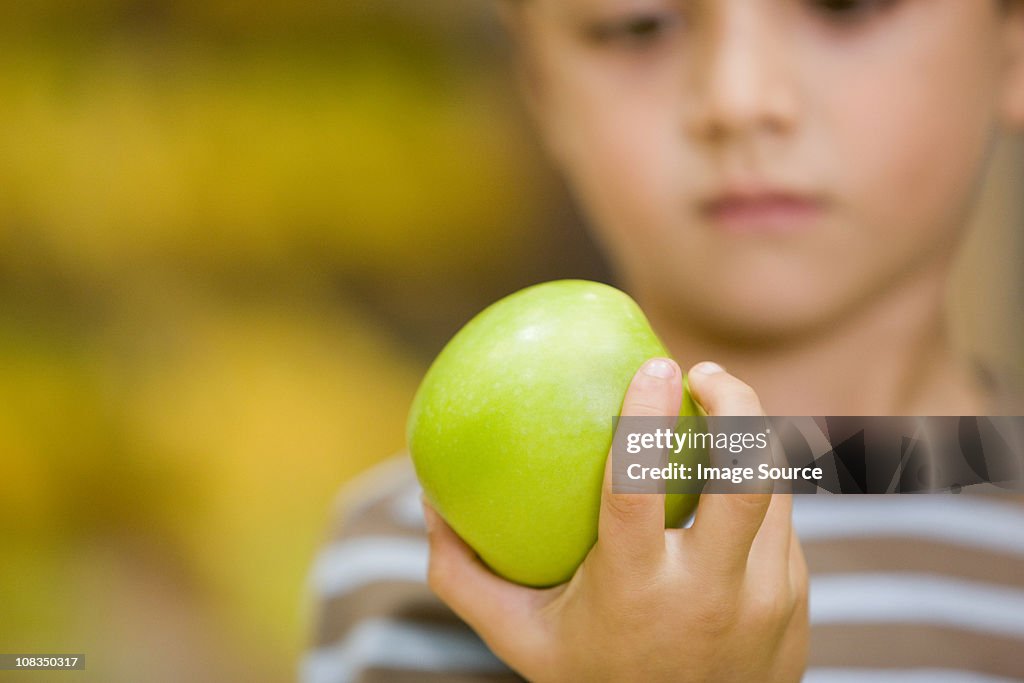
left=407, top=279, right=700, bottom=587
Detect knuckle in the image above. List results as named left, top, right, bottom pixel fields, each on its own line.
left=694, top=588, right=739, bottom=636
left=724, top=493, right=771, bottom=518
left=792, top=568, right=810, bottom=609
left=733, top=492, right=770, bottom=510
left=717, top=376, right=760, bottom=407
left=603, top=492, right=651, bottom=521
left=748, top=585, right=793, bottom=627
left=701, top=376, right=763, bottom=416
left=791, top=543, right=810, bottom=596
left=623, top=399, right=668, bottom=417
left=727, top=394, right=763, bottom=417
left=796, top=557, right=809, bottom=587
left=792, top=581, right=809, bottom=617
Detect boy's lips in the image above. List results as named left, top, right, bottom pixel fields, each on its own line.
left=700, top=190, right=825, bottom=235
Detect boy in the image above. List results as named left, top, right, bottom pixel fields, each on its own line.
left=306, top=1, right=1024, bottom=680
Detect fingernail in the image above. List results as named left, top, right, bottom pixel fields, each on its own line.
left=691, top=361, right=724, bottom=376
left=421, top=499, right=437, bottom=532
left=642, top=358, right=675, bottom=379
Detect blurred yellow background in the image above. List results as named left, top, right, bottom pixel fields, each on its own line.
left=0, top=2, right=610, bottom=681
left=0, top=2, right=1020, bottom=682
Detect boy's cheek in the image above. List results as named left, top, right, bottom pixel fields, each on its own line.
left=832, top=74, right=995, bottom=256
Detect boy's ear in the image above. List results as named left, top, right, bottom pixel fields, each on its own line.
left=1000, top=0, right=1024, bottom=128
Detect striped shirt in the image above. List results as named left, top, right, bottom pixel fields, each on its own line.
left=304, top=384, right=1024, bottom=682
left=304, top=463, right=1024, bottom=682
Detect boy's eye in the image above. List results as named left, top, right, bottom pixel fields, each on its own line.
left=806, top=0, right=896, bottom=23
left=585, top=12, right=681, bottom=49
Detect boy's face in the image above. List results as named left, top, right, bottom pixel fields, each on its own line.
left=508, top=0, right=1024, bottom=343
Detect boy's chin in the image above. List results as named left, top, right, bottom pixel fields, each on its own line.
left=665, top=290, right=862, bottom=349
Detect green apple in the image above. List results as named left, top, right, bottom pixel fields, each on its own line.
left=407, top=279, right=699, bottom=587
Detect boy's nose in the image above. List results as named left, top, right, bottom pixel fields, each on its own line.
left=686, top=0, right=800, bottom=144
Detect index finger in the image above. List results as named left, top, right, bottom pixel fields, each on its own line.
left=685, top=362, right=774, bottom=577
left=598, top=357, right=683, bottom=568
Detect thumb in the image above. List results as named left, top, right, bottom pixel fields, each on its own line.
left=685, top=361, right=773, bottom=578
left=598, top=357, right=682, bottom=567
left=421, top=499, right=546, bottom=664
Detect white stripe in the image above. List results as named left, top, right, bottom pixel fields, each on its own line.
left=390, top=484, right=427, bottom=530
left=803, top=668, right=1020, bottom=683
left=311, top=537, right=428, bottom=598
left=793, top=496, right=1024, bottom=556
left=331, top=454, right=417, bottom=521
left=301, top=618, right=506, bottom=683
left=810, top=573, right=1024, bottom=638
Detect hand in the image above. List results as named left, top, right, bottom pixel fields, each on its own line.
left=422, top=359, right=809, bottom=682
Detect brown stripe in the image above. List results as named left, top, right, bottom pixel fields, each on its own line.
left=803, top=537, right=1024, bottom=589
left=809, top=623, right=1024, bottom=679
left=963, top=491, right=1024, bottom=505
left=314, top=581, right=459, bottom=648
